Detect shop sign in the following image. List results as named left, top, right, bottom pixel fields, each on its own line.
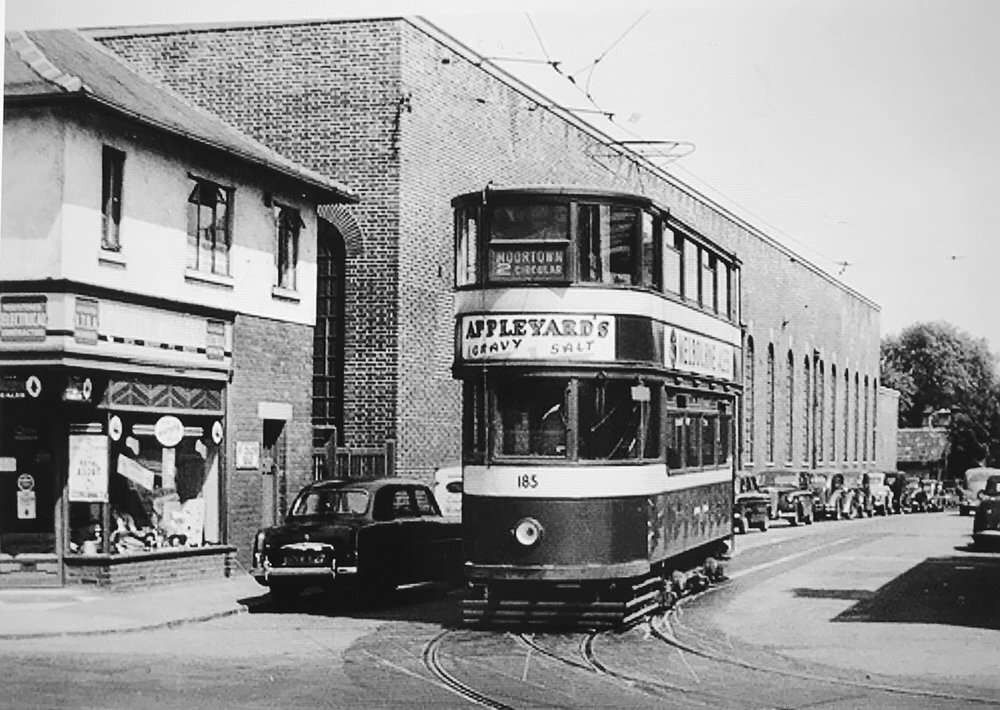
left=488, top=244, right=568, bottom=282
left=154, top=415, right=184, bottom=448
left=0, top=295, right=47, bottom=342
left=666, top=327, right=735, bottom=381
left=0, top=375, right=27, bottom=400
left=236, top=441, right=260, bottom=470
left=68, top=435, right=109, bottom=502
left=461, top=314, right=615, bottom=361
left=108, top=414, right=123, bottom=441
left=211, top=420, right=224, bottom=444
left=74, top=297, right=100, bottom=345
left=206, top=320, right=225, bottom=360
left=17, top=473, right=34, bottom=491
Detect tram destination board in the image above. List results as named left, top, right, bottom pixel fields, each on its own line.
left=488, top=243, right=568, bottom=282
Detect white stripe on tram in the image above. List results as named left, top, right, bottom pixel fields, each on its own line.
left=462, top=463, right=732, bottom=498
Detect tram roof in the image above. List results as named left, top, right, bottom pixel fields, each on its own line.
left=452, top=185, right=662, bottom=209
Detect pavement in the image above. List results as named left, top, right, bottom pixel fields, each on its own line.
left=0, top=572, right=269, bottom=639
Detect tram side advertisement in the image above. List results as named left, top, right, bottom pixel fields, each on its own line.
left=460, top=314, right=615, bottom=361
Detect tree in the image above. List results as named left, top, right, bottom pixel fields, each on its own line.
left=881, top=321, right=1000, bottom=476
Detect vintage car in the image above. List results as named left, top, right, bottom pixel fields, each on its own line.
left=972, top=474, right=1000, bottom=549
left=817, top=472, right=862, bottom=520
left=251, top=477, right=462, bottom=605
left=734, top=474, right=771, bottom=533
left=756, top=470, right=815, bottom=525
left=850, top=471, right=893, bottom=516
left=960, top=467, right=1000, bottom=516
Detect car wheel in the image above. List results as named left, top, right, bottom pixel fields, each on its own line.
left=734, top=518, right=747, bottom=535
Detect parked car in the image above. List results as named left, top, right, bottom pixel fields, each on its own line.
left=960, top=467, right=1000, bottom=516
left=251, top=477, right=462, bottom=605
left=850, top=471, right=893, bottom=516
left=972, top=474, right=1000, bottom=549
left=757, top=470, right=815, bottom=525
left=884, top=471, right=908, bottom=514
left=820, top=472, right=862, bottom=520
left=734, top=474, right=771, bottom=533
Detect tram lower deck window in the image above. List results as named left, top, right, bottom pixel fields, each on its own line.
left=494, top=380, right=567, bottom=457
left=578, top=379, right=660, bottom=460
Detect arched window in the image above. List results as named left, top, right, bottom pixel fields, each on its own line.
left=312, top=223, right=347, bottom=449
left=766, top=344, right=775, bottom=464
left=843, top=369, right=850, bottom=463
left=872, top=378, right=879, bottom=463
left=786, top=350, right=795, bottom=463
left=854, top=372, right=861, bottom=462
left=863, top=375, right=870, bottom=462
left=830, top=364, right=837, bottom=462
left=745, top=336, right=755, bottom=463
left=817, top=360, right=825, bottom=463
left=802, top=355, right=811, bottom=464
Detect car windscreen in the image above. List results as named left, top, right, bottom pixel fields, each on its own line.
left=759, top=473, right=798, bottom=487
left=289, top=489, right=370, bottom=516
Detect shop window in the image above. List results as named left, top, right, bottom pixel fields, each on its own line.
left=187, top=177, right=232, bottom=276
left=275, top=204, right=303, bottom=290
left=70, top=417, right=221, bottom=555
left=101, top=146, right=125, bottom=251
left=495, top=379, right=567, bottom=457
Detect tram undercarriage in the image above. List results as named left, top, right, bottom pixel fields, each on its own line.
left=462, top=543, right=729, bottom=630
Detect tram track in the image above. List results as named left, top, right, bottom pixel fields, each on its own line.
left=422, top=629, right=518, bottom=710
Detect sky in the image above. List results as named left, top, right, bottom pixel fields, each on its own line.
left=5, top=0, right=999, bottom=354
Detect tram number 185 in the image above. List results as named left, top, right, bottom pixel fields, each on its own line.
left=516, top=473, right=539, bottom=489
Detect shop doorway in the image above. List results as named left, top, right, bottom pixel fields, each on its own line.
left=260, top=420, right=287, bottom=526
left=0, top=407, right=60, bottom=587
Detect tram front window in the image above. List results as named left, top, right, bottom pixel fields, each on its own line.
left=496, top=380, right=567, bottom=457
left=490, top=204, right=568, bottom=241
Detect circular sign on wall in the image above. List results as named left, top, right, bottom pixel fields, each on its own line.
left=17, top=473, right=34, bottom=491
left=154, top=415, right=184, bottom=448
left=25, top=375, right=42, bottom=398
left=211, top=420, right=224, bottom=445
left=108, top=414, right=123, bottom=441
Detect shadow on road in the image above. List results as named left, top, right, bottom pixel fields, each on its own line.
left=792, top=553, right=1000, bottom=630
left=243, top=582, right=464, bottom=627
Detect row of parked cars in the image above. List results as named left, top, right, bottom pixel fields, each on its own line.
left=733, top=469, right=949, bottom=534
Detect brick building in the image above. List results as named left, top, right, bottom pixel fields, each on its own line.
left=1, top=29, right=355, bottom=586
left=89, top=17, right=896, bottom=559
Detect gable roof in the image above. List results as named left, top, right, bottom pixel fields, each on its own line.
left=4, top=30, right=357, bottom=205
left=897, top=427, right=950, bottom=464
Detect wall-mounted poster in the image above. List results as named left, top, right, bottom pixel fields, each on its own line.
left=68, top=435, right=109, bottom=502
left=235, top=441, right=260, bottom=470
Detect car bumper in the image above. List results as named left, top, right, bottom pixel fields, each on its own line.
left=251, top=565, right=358, bottom=584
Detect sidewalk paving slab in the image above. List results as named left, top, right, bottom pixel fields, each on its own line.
left=0, top=573, right=268, bottom=639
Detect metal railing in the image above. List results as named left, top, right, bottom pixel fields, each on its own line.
left=312, top=426, right=396, bottom=480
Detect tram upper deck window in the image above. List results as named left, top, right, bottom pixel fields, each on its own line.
left=494, top=379, right=567, bottom=457
left=577, top=204, right=649, bottom=287
left=455, top=205, right=478, bottom=286
left=663, top=229, right=682, bottom=295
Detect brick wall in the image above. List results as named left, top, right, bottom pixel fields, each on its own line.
left=99, top=16, right=887, bottom=488
left=64, top=547, right=234, bottom=589
left=227, top=314, right=313, bottom=567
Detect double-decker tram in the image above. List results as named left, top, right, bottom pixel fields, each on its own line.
left=452, top=185, right=742, bottom=628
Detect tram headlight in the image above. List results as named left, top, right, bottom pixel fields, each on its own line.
left=512, top=517, right=544, bottom=547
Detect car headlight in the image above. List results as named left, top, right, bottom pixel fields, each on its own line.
left=512, top=518, right=544, bottom=547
